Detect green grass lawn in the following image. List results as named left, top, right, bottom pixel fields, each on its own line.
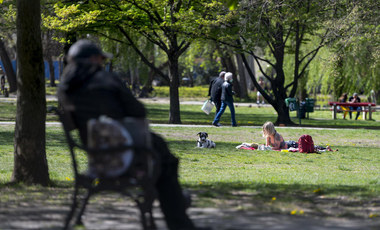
left=1, top=124, right=380, bottom=217
left=2, top=101, right=380, bottom=129
left=144, top=103, right=380, bottom=128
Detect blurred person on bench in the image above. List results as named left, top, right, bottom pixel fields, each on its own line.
left=338, top=93, right=349, bottom=119
left=57, top=39, right=210, bottom=230
left=348, top=93, right=361, bottom=120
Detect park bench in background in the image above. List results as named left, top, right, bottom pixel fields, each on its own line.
left=328, top=102, right=376, bottom=120
left=49, top=107, right=161, bottom=230
left=285, top=98, right=315, bottom=119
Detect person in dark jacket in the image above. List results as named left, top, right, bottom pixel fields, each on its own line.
left=208, top=71, right=225, bottom=118
left=212, top=72, right=237, bottom=127
left=57, top=40, right=210, bottom=230
left=348, top=92, right=361, bottom=120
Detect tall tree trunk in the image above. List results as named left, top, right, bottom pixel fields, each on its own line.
left=12, top=0, right=49, bottom=186
left=168, top=58, right=181, bottom=124
left=109, top=60, right=113, bottom=73
left=47, top=55, right=56, bottom=87
left=236, top=54, right=247, bottom=99
left=298, top=70, right=308, bottom=101
left=134, top=67, right=139, bottom=85
left=0, top=39, right=17, bottom=92
left=146, top=45, right=155, bottom=87
left=274, top=99, right=293, bottom=125
left=241, top=53, right=294, bottom=125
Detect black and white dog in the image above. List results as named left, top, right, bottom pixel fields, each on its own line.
left=197, top=132, right=216, bottom=148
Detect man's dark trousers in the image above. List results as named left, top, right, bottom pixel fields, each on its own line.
left=214, top=99, right=222, bottom=116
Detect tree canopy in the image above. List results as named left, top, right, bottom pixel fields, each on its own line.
left=215, top=0, right=360, bottom=124
left=45, top=0, right=226, bottom=123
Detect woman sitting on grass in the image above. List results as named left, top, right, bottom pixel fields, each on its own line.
left=262, top=121, right=288, bottom=150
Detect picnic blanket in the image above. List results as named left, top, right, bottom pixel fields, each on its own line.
left=236, top=143, right=256, bottom=150
left=236, top=143, right=338, bottom=153
left=235, top=143, right=271, bottom=151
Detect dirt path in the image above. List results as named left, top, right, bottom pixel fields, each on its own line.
left=1, top=187, right=380, bottom=230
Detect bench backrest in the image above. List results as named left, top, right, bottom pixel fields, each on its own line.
left=328, top=102, right=376, bottom=107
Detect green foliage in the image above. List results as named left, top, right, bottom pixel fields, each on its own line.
left=217, top=0, right=359, bottom=107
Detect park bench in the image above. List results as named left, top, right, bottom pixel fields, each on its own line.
left=49, top=107, right=161, bottom=230
left=328, top=102, right=376, bottom=120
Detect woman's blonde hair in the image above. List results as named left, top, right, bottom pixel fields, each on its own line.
left=262, top=121, right=276, bottom=137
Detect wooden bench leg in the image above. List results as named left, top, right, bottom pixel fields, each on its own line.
left=135, top=187, right=157, bottom=230
left=63, top=185, right=79, bottom=230
left=332, top=104, right=337, bottom=119
left=75, top=190, right=92, bottom=226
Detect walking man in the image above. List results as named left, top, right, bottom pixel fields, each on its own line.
left=212, top=72, right=237, bottom=127
left=208, top=71, right=226, bottom=126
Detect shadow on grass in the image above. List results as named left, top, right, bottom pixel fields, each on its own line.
left=183, top=181, right=379, bottom=201
left=0, top=182, right=154, bottom=230
left=182, top=181, right=380, bottom=220
left=0, top=179, right=379, bottom=230
left=0, top=129, right=77, bottom=147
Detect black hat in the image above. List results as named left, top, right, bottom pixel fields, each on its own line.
left=68, top=39, right=113, bottom=59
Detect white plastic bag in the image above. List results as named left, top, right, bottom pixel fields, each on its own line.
left=201, top=100, right=214, bottom=115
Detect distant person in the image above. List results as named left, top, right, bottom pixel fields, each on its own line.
left=208, top=71, right=226, bottom=125
left=212, top=72, right=237, bottom=127
left=262, top=121, right=288, bottom=150
left=348, top=93, right=361, bottom=120
left=338, top=93, right=349, bottom=119
left=257, top=77, right=265, bottom=105
left=139, top=85, right=148, bottom=98
left=0, top=75, right=5, bottom=95
left=132, top=82, right=139, bottom=96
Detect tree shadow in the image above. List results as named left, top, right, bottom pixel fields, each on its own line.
left=0, top=184, right=167, bottom=230
left=0, top=180, right=379, bottom=230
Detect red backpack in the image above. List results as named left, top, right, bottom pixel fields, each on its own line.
left=298, top=134, right=314, bottom=153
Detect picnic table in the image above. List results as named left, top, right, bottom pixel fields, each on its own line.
left=328, top=102, right=376, bottom=120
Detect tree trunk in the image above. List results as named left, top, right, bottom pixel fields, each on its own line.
left=109, top=60, right=113, bottom=73
left=227, top=56, right=240, bottom=98
left=236, top=54, right=247, bottom=99
left=274, top=99, right=293, bottom=125
left=168, top=58, right=181, bottom=124
left=298, top=71, right=308, bottom=102
left=147, top=50, right=155, bottom=87
left=47, top=55, right=56, bottom=87
left=12, top=0, right=49, bottom=186
left=189, top=73, right=194, bottom=87
left=221, top=53, right=240, bottom=98
left=240, top=53, right=294, bottom=125
left=0, top=39, right=17, bottom=92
